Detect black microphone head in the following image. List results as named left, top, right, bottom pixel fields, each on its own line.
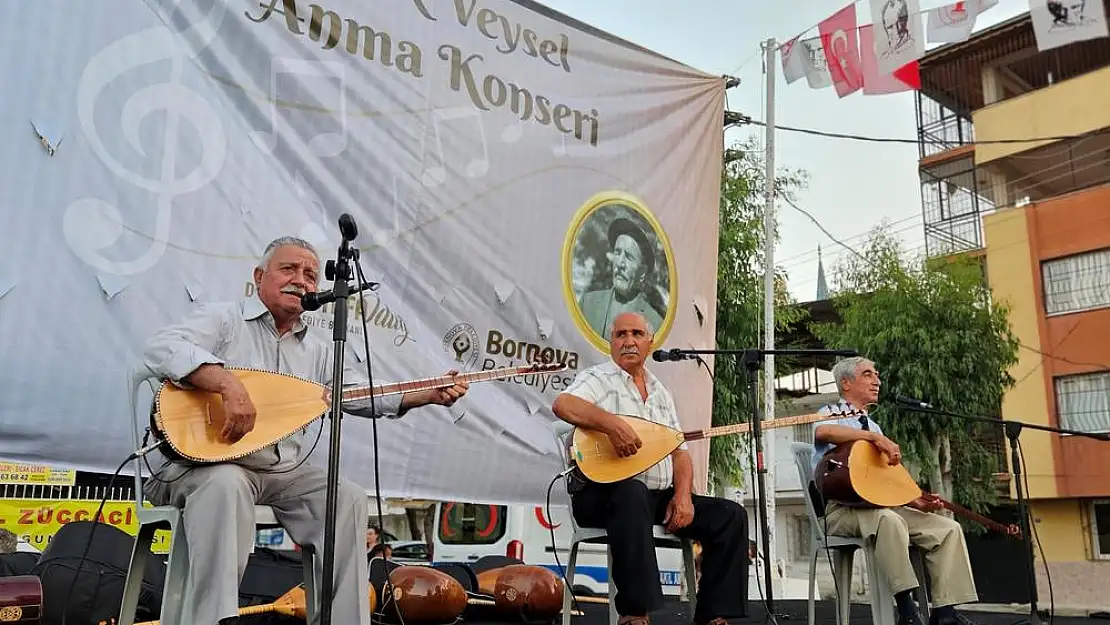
left=300, top=291, right=322, bottom=312
left=651, top=350, right=669, bottom=362
left=338, top=213, right=358, bottom=241
left=894, top=394, right=931, bottom=409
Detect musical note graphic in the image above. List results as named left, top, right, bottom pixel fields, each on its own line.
left=293, top=170, right=330, bottom=247
left=500, top=118, right=525, bottom=144
left=250, top=58, right=349, bottom=158
left=420, top=106, right=489, bottom=188
left=552, top=132, right=568, bottom=157
left=372, top=170, right=412, bottom=247
left=64, top=0, right=228, bottom=276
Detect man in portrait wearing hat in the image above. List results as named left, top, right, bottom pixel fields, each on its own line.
left=578, top=217, right=665, bottom=338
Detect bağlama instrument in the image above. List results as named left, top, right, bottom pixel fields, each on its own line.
left=0, top=576, right=42, bottom=625
left=571, top=409, right=864, bottom=483
left=152, top=363, right=566, bottom=463
left=131, top=584, right=325, bottom=624
left=383, top=564, right=607, bottom=624
left=815, top=439, right=1022, bottom=538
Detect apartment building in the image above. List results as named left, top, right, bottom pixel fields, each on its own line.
left=915, top=10, right=1110, bottom=607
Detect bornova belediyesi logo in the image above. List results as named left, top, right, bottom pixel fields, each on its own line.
left=442, top=322, right=480, bottom=370
left=443, top=323, right=579, bottom=393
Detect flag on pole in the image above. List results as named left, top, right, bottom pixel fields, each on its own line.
left=1030, top=0, right=1109, bottom=52
left=926, top=0, right=999, bottom=43
left=780, top=37, right=807, bottom=84
left=819, top=4, right=864, bottom=98
left=869, top=0, right=927, bottom=75
left=800, top=37, right=833, bottom=89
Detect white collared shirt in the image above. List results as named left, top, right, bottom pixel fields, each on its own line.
left=142, top=295, right=404, bottom=469
left=563, top=361, right=687, bottom=490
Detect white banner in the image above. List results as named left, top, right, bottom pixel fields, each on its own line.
left=0, top=0, right=722, bottom=505
left=1030, top=0, right=1108, bottom=52
left=868, top=0, right=925, bottom=75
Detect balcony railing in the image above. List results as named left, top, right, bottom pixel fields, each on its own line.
left=917, top=93, right=975, bottom=160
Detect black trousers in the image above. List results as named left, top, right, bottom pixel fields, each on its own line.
left=570, top=479, right=749, bottom=620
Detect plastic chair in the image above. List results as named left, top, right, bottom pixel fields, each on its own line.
left=116, top=363, right=318, bottom=625
left=790, top=442, right=930, bottom=625
left=552, top=421, right=698, bottom=625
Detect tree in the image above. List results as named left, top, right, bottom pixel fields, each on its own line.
left=811, top=225, right=1020, bottom=518
left=709, top=139, right=808, bottom=491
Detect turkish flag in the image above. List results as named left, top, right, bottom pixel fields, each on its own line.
left=819, top=3, right=864, bottom=98
left=860, top=24, right=921, bottom=94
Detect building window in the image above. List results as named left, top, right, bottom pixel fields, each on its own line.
left=1054, top=372, right=1110, bottom=434
left=1092, top=501, right=1110, bottom=560
left=1042, top=248, right=1110, bottom=315
left=792, top=423, right=814, bottom=443
left=789, top=513, right=812, bottom=561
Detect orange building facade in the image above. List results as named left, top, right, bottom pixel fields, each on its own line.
left=915, top=11, right=1110, bottom=608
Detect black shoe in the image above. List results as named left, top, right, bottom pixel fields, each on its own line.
left=898, top=611, right=927, bottom=625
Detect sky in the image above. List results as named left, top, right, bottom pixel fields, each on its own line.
left=531, top=0, right=1030, bottom=301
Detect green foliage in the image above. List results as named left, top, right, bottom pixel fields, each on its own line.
left=709, top=139, right=809, bottom=490
left=812, top=225, right=1020, bottom=517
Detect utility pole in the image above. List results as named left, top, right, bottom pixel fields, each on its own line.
left=761, top=36, right=780, bottom=601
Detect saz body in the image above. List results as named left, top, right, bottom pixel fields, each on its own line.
left=0, top=576, right=42, bottom=625
left=151, top=364, right=566, bottom=463
left=570, top=409, right=863, bottom=484
left=815, top=440, right=1021, bottom=537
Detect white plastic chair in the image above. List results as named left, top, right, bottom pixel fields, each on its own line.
left=116, top=363, right=319, bottom=625
left=552, top=421, right=698, bottom=625
left=790, top=442, right=930, bottom=625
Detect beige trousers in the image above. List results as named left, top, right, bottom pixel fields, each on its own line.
left=824, top=503, right=979, bottom=607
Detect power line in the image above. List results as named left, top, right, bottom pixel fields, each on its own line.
left=778, top=182, right=1110, bottom=371
left=731, top=118, right=1110, bottom=146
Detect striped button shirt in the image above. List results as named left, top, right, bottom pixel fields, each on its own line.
left=563, top=360, right=688, bottom=490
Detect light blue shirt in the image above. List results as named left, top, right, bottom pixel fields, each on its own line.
left=811, top=399, right=883, bottom=473
left=143, top=294, right=406, bottom=470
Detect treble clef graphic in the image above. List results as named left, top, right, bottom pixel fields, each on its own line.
left=64, top=0, right=228, bottom=276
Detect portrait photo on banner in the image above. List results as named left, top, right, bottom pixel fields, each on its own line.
left=563, top=191, right=676, bottom=350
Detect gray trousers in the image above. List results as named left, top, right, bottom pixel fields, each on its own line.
left=145, top=460, right=369, bottom=625
left=825, top=502, right=978, bottom=607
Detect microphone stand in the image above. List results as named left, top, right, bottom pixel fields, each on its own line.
left=896, top=400, right=1110, bottom=625
left=666, top=347, right=858, bottom=616
left=318, top=229, right=359, bottom=625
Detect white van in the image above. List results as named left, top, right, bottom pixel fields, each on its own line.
left=430, top=500, right=687, bottom=596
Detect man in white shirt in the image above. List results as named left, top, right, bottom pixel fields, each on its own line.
left=552, top=312, right=748, bottom=625
left=141, top=236, right=469, bottom=625
left=814, top=357, right=978, bottom=625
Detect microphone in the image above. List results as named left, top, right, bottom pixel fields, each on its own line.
left=894, top=394, right=934, bottom=409
left=338, top=213, right=358, bottom=242
left=300, top=280, right=379, bottom=312
left=652, top=349, right=689, bottom=362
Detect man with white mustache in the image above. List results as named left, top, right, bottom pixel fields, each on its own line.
left=552, top=312, right=749, bottom=625
left=578, top=218, right=665, bottom=339
left=814, top=357, right=979, bottom=625
left=141, top=236, right=469, bottom=625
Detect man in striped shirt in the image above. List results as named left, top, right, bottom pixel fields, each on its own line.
left=552, top=312, right=749, bottom=625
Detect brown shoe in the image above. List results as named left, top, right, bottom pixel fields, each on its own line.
left=618, top=616, right=650, bottom=625
left=694, top=618, right=729, bottom=625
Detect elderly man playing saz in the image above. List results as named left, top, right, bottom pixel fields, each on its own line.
left=552, top=312, right=749, bottom=625
left=814, top=357, right=980, bottom=625
left=142, top=236, right=469, bottom=625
